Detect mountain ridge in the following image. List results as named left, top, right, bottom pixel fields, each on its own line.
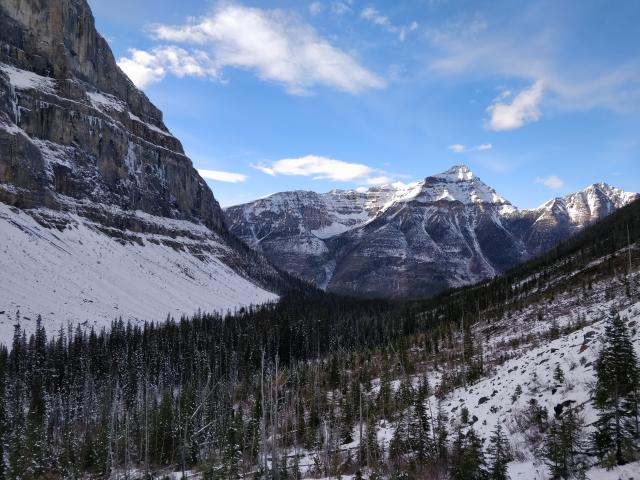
left=225, top=165, right=638, bottom=298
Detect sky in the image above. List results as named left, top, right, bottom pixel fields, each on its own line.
left=88, top=0, right=640, bottom=208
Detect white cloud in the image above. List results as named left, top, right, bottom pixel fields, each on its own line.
left=118, top=46, right=217, bottom=88
left=536, top=175, right=564, bottom=189
left=361, top=7, right=418, bottom=41
left=119, top=5, right=384, bottom=94
left=476, top=143, right=493, bottom=151
left=253, top=155, right=393, bottom=184
left=361, top=7, right=394, bottom=30
left=198, top=169, right=247, bottom=183
left=487, top=81, right=544, bottom=131
left=331, top=1, right=353, bottom=16
left=365, top=175, right=395, bottom=185
left=309, top=2, right=323, bottom=15
left=449, top=143, right=493, bottom=153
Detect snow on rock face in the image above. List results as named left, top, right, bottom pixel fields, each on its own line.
left=520, top=183, right=639, bottom=256
left=225, top=165, right=637, bottom=298
left=413, top=165, right=513, bottom=207
left=0, top=203, right=277, bottom=342
left=0, top=63, right=56, bottom=93
left=0, top=0, right=285, bottom=334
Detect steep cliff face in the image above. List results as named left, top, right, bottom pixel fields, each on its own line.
left=226, top=166, right=638, bottom=298
left=0, top=0, right=282, bottom=337
left=0, top=0, right=224, bottom=231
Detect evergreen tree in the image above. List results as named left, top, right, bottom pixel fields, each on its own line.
left=486, top=424, right=511, bottom=480
left=451, top=428, right=486, bottom=480
left=410, top=394, right=433, bottom=463
left=223, top=410, right=242, bottom=480
left=364, top=413, right=380, bottom=467
left=593, top=310, right=640, bottom=466
left=0, top=361, right=6, bottom=480
left=544, top=408, right=587, bottom=479
left=389, top=412, right=408, bottom=462
left=434, top=404, right=449, bottom=463
left=24, top=316, right=48, bottom=479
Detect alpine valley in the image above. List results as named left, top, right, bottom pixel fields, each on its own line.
left=0, top=1, right=639, bottom=480
left=225, top=167, right=638, bottom=298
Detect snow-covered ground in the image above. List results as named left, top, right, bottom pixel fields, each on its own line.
left=0, top=202, right=277, bottom=343
left=437, top=299, right=640, bottom=479
left=284, top=270, right=640, bottom=479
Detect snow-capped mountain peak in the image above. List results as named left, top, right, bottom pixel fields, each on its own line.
left=433, top=164, right=475, bottom=181
left=413, top=165, right=512, bottom=207
left=225, top=166, right=637, bottom=298
left=530, top=182, right=639, bottom=231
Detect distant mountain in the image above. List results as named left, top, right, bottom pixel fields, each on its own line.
left=0, top=0, right=284, bottom=339
left=225, top=165, right=638, bottom=298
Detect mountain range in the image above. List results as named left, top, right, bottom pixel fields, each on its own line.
left=0, top=0, right=636, bottom=338
left=225, top=166, right=638, bottom=298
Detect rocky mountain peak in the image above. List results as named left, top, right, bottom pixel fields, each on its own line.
left=433, top=164, right=475, bottom=181
left=410, top=164, right=512, bottom=207
left=225, top=166, right=637, bottom=298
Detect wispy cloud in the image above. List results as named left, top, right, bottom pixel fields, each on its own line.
left=487, top=81, right=544, bottom=131
left=361, top=7, right=418, bottom=41
left=308, top=2, right=323, bottom=16
left=427, top=9, right=640, bottom=115
left=253, top=155, right=394, bottom=185
left=331, top=1, right=353, bottom=16
left=449, top=143, right=493, bottom=153
left=536, top=175, right=564, bottom=189
left=198, top=169, right=247, bottom=183
left=118, top=4, right=384, bottom=94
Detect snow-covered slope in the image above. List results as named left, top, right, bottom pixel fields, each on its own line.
left=272, top=239, right=640, bottom=479
left=0, top=202, right=277, bottom=340
left=225, top=166, right=637, bottom=298
left=430, top=273, right=640, bottom=479
left=0, top=0, right=283, bottom=341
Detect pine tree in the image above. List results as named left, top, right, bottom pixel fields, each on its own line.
left=486, top=424, right=511, bottom=480
left=451, top=427, right=486, bottom=480
left=593, top=309, right=640, bottom=466
left=223, top=409, right=242, bottom=480
left=389, top=412, right=408, bottom=462
left=24, top=316, right=48, bottom=479
left=0, top=361, right=6, bottom=480
left=434, top=403, right=449, bottom=462
left=411, top=393, right=433, bottom=463
left=364, top=413, right=380, bottom=467
left=544, top=408, right=587, bottom=479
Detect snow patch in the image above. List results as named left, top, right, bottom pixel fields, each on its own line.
left=87, top=90, right=126, bottom=112
left=0, top=63, right=55, bottom=93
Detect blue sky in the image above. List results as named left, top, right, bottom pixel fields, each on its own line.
left=88, top=0, right=640, bottom=208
